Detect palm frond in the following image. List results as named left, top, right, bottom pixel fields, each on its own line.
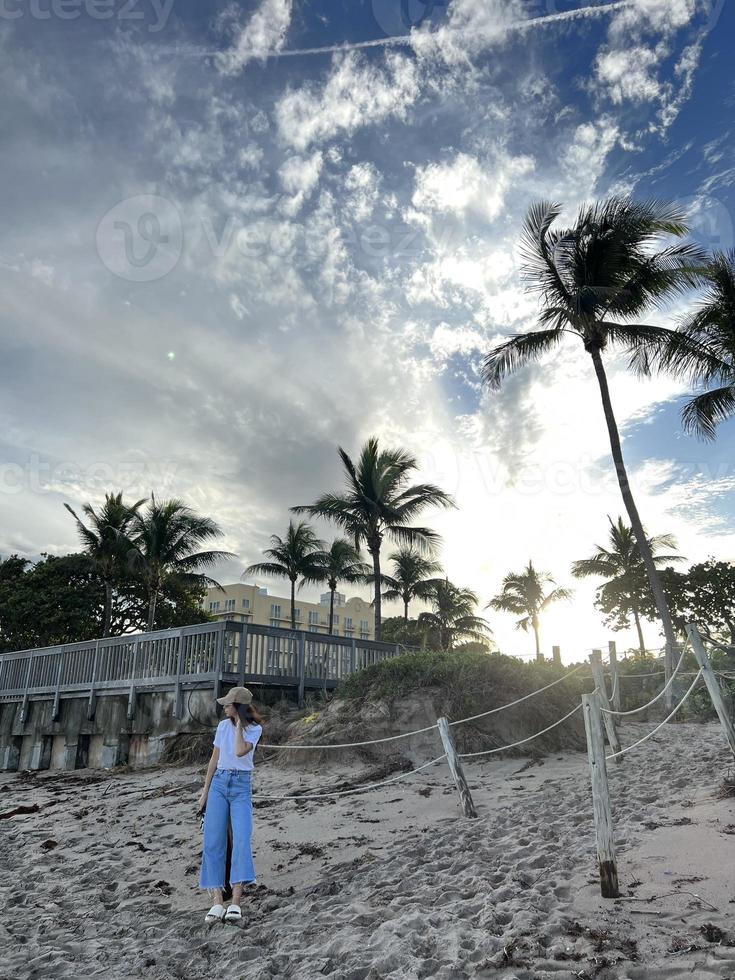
left=483, top=329, right=564, bottom=390
left=681, top=383, right=735, bottom=440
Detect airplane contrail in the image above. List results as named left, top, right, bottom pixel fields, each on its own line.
left=270, top=1, right=631, bottom=58
left=157, top=1, right=631, bottom=62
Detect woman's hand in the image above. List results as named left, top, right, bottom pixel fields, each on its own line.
left=196, top=790, right=207, bottom=814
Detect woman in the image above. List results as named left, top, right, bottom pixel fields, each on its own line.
left=197, top=685, right=263, bottom=924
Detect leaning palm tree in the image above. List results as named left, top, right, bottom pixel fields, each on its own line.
left=377, top=547, right=443, bottom=622
left=292, top=437, right=455, bottom=640
left=483, top=198, right=710, bottom=675
left=64, top=492, right=145, bottom=636
left=418, top=578, right=492, bottom=651
left=306, top=538, right=371, bottom=634
left=244, top=521, right=325, bottom=630
left=572, top=517, right=683, bottom=655
left=129, top=497, right=233, bottom=630
left=675, top=250, right=735, bottom=439
left=488, top=560, right=572, bottom=661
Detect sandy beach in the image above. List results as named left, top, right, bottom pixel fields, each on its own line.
left=1, top=720, right=734, bottom=980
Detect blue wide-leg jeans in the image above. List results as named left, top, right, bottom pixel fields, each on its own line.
left=199, top=769, right=255, bottom=888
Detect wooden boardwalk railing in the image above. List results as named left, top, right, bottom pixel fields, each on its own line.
left=0, top=620, right=404, bottom=719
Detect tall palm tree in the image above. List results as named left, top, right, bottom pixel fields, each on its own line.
left=483, top=198, right=710, bottom=677
left=306, top=538, right=371, bottom=634
left=292, top=437, right=454, bottom=640
left=675, top=250, right=735, bottom=439
left=129, top=497, right=233, bottom=631
left=418, top=578, right=492, bottom=651
left=572, top=517, right=683, bottom=655
left=488, top=560, right=572, bottom=661
left=244, top=521, right=325, bottom=630
left=377, top=546, right=443, bottom=622
left=64, top=492, right=145, bottom=636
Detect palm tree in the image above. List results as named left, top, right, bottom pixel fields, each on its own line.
left=307, top=538, right=371, bottom=634
left=64, top=492, right=145, bottom=636
left=418, top=578, right=492, bottom=651
left=129, top=497, right=233, bottom=631
left=572, top=517, right=683, bottom=655
left=488, top=560, right=572, bottom=661
left=675, top=250, right=735, bottom=439
left=483, top=198, right=710, bottom=677
left=292, top=437, right=455, bottom=640
left=377, top=546, right=443, bottom=622
left=244, top=521, right=325, bottom=630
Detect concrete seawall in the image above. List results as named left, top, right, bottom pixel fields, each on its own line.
left=0, top=689, right=219, bottom=772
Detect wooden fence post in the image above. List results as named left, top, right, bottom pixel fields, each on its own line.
left=52, top=652, right=63, bottom=722
left=238, top=623, right=248, bottom=687
left=589, top=651, right=622, bottom=761
left=87, top=639, right=101, bottom=720
left=18, top=653, right=34, bottom=727
left=664, top=641, right=674, bottom=711
left=581, top=692, right=620, bottom=898
left=127, top=638, right=139, bottom=721
left=686, top=623, right=735, bottom=759
left=437, top=717, right=478, bottom=818
left=608, top=641, right=621, bottom=712
left=297, top=632, right=306, bottom=707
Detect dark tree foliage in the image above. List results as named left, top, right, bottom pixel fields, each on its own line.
left=640, top=559, right=735, bottom=647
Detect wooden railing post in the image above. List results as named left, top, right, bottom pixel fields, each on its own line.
left=238, top=623, right=248, bottom=687
left=52, top=651, right=63, bottom=722
left=127, top=638, right=139, bottom=721
left=608, top=641, right=621, bottom=712
left=686, top=623, right=735, bottom=759
left=582, top=691, right=620, bottom=898
left=173, top=631, right=185, bottom=719
left=297, top=632, right=306, bottom=707
left=18, top=653, right=34, bottom=727
left=87, top=640, right=100, bottom=719
left=437, top=717, right=477, bottom=818
left=590, top=651, right=622, bottom=761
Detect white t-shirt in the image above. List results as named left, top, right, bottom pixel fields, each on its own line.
left=214, top=719, right=262, bottom=772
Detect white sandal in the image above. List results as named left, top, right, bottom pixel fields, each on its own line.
left=205, top=903, right=225, bottom=923
left=224, top=904, right=242, bottom=923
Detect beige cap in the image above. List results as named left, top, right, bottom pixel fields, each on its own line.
left=216, top=686, right=254, bottom=706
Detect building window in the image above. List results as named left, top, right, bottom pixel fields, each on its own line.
left=294, top=607, right=301, bottom=621
left=333, top=615, right=339, bottom=626
left=270, top=619, right=280, bottom=628
left=360, top=619, right=369, bottom=631
left=210, top=601, right=220, bottom=612
left=308, top=610, right=319, bottom=625
left=345, top=629, right=354, bottom=638
left=270, top=604, right=281, bottom=619
left=224, top=599, right=235, bottom=611
left=360, top=632, right=369, bottom=640
left=242, top=598, right=250, bottom=610
left=345, top=617, right=353, bottom=629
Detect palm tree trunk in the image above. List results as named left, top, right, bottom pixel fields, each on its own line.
left=533, top=618, right=542, bottom=662
left=103, top=581, right=113, bottom=638
left=329, top=587, right=335, bottom=635
left=404, top=594, right=409, bottom=622
left=290, top=578, right=296, bottom=631
left=147, top=588, right=158, bottom=631
left=589, top=347, right=677, bottom=688
left=632, top=604, right=646, bottom=656
left=371, top=545, right=382, bottom=641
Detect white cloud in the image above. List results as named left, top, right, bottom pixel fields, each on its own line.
left=411, top=151, right=534, bottom=224
left=275, top=52, right=419, bottom=151
left=216, top=0, right=293, bottom=75
left=277, top=151, right=324, bottom=215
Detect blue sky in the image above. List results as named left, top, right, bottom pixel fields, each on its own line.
left=1, top=0, right=734, bottom=658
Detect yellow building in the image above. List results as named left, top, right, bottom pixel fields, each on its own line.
left=202, top=583, right=375, bottom=640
